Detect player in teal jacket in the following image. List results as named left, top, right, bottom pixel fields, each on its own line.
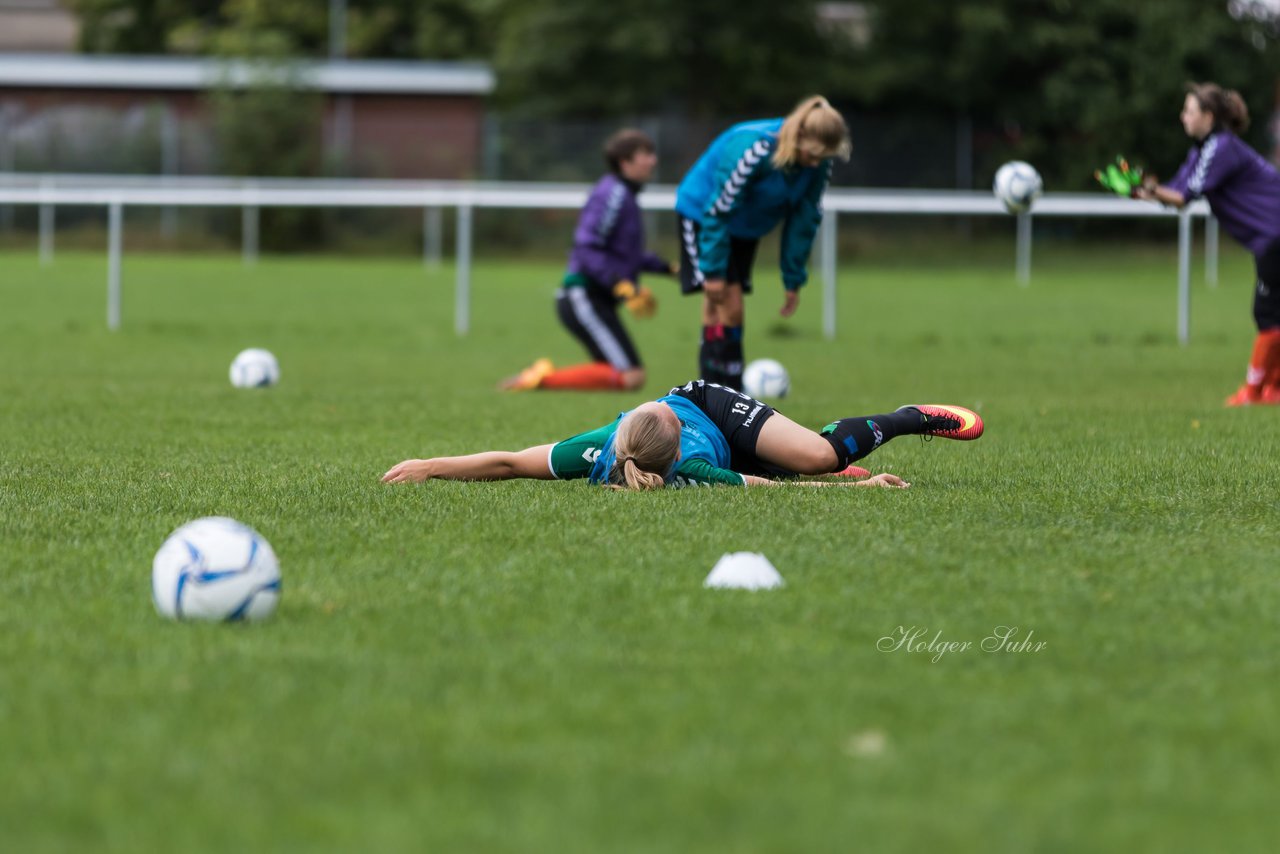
left=382, top=380, right=984, bottom=491
left=675, top=96, right=851, bottom=390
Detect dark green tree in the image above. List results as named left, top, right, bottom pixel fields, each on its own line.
left=70, top=0, right=496, bottom=59
left=66, top=0, right=1280, bottom=189
left=852, top=0, right=1280, bottom=188
left=70, top=0, right=226, bottom=53
left=489, top=0, right=846, bottom=117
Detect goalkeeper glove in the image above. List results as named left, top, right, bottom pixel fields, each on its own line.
left=1094, top=156, right=1144, bottom=197
left=612, top=280, right=657, bottom=318
left=627, top=287, right=657, bottom=318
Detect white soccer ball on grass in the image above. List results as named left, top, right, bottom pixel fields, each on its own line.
left=229, top=348, right=280, bottom=388
left=152, top=517, right=281, bottom=622
left=743, top=358, right=790, bottom=399
left=993, top=161, right=1043, bottom=214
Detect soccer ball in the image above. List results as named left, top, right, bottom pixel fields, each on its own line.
left=152, top=517, right=281, bottom=622
left=743, top=358, right=790, bottom=399
left=993, top=161, right=1043, bottom=214
left=230, top=348, right=280, bottom=388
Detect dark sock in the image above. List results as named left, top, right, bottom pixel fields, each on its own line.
left=701, top=325, right=742, bottom=386
left=819, top=408, right=922, bottom=467
left=700, top=325, right=732, bottom=385
left=722, top=325, right=743, bottom=390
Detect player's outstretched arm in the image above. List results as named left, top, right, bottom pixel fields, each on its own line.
left=741, top=473, right=910, bottom=489
left=1133, top=183, right=1186, bottom=208
left=383, top=444, right=555, bottom=483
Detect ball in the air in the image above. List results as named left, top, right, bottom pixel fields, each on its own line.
left=743, top=358, right=790, bottom=399
left=152, top=517, right=281, bottom=622
left=229, top=348, right=279, bottom=388
left=993, top=161, right=1043, bottom=214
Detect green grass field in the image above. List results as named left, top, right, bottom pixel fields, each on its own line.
left=2, top=241, right=1276, bottom=853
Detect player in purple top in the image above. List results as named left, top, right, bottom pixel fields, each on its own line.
left=1136, top=82, right=1280, bottom=406
left=502, top=129, right=677, bottom=392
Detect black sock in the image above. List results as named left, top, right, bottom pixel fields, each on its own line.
left=699, top=328, right=730, bottom=385
left=819, top=408, right=922, bottom=467
left=722, top=326, right=743, bottom=391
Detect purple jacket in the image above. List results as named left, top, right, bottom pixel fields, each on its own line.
left=1166, top=130, right=1280, bottom=255
left=567, top=174, right=670, bottom=289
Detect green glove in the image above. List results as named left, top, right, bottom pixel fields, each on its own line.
left=1094, top=156, right=1144, bottom=197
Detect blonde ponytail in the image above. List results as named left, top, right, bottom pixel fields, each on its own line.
left=619, top=457, right=664, bottom=491
left=773, top=95, right=852, bottom=169
left=608, top=404, right=681, bottom=490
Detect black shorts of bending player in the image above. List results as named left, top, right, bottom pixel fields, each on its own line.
left=556, top=286, right=642, bottom=371
left=677, top=215, right=760, bottom=296
left=1252, top=238, right=1280, bottom=330
left=669, top=380, right=799, bottom=478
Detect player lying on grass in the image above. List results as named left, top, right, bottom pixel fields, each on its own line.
left=383, top=380, right=983, bottom=490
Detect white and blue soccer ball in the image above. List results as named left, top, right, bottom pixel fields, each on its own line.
left=993, top=161, right=1043, bottom=214
left=743, top=358, right=790, bottom=399
left=152, top=517, right=281, bottom=622
left=229, top=348, right=280, bottom=388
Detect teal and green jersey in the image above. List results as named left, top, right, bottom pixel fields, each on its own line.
left=548, top=397, right=745, bottom=487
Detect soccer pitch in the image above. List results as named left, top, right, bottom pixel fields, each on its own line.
left=2, top=245, right=1276, bottom=852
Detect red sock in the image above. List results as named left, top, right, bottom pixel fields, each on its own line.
left=539, top=362, right=626, bottom=390
left=1247, top=329, right=1280, bottom=388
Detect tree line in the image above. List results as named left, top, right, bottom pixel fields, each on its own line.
left=68, top=0, right=1280, bottom=187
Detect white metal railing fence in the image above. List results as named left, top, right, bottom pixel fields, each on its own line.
left=0, top=174, right=1217, bottom=343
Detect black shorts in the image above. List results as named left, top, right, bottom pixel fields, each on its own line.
left=668, top=380, right=786, bottom=476
left=677, top=215, right=760, bottom=295
left=556, top=286, right=642, bottom=371
left=1253, top=238, right=1280, bottom=330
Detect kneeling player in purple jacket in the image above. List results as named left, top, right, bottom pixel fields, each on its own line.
left=503, top=129, right=676, bottom=392
left=1135, top=83, right=1280, bottom=406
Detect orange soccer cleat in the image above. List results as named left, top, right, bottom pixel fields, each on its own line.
left=899, top=404, right=985, bottom=440
left=500, top=358, right=555, bottom=391
left=1224, top=384, right=1263, bottom=407
left=833, top=465, right=872, bottom=478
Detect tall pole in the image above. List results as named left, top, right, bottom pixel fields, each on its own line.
left=243, top=204, right=259, bottom=267
left=423, top=206, right=442, bottom=269
left=328, top=0, right=351, bottom=172
left=38, top=177, right=54, bottom=266
left=821, top=213, right=837, bottom=340
left=1016, top=212, right=1032, bottom=286
left=455, top=204, right=472, bottom=336
left=0, top=107, right=13, bottom=232
left=329, top=0, right=347, bottom=58
left=160, top=105, right=180, bottom=239
left=1177, top=209, right=1192, bottom=345
left=108, top=201, right=123, bottom=331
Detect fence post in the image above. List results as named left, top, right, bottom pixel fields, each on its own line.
left=0, top=109, right=12, bottom=232
left=242, top=201, right=259, bottom=267
left=1016, top=211, right=1032, bottom=285
left=1205, top=214, right=1218, bottom=288
left=423, top=206, right=442, bottom=269
left=821, top=212, right=837, bottom=340
left=160, top=105, right=180, bottom=239
left=108, top=201, right=123, bottom=331
left=455, top=203, right=472, bottom=335
left=38, top=177, right=54, bottom=266
left=1177, top=209, right=1191, bottom=345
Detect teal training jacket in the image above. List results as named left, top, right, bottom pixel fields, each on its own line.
left=675, top=118, right=832, bottom=290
